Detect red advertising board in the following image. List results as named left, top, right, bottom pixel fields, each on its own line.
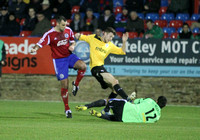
left=0, top=37, right=55, bottom=74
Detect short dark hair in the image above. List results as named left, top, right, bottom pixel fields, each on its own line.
left=146, top=19, right=154, bottom=24
left=37, top=11, right=44, bottom=15
left=183, top=22, right=189, bottom=28
left=55, top=16, right=66, bottom=23
left=104, top=6, right=112, bottom=12
left=104, top=27, right=116, bottom=35
left=0, top=6, right=8, bottom=10
left=157, top=96, right=167, bottom=108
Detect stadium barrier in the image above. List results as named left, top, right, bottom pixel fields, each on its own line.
left=1, top=37, right=200, bottom=77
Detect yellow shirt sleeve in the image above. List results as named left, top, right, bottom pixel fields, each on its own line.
left=110, top=43, right=126, bottom=55
left=79, top=35, right=91, bottom=43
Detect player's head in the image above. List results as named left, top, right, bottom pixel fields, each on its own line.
left=55, top=16, right=67, bottom=32
left=157, top=96, right=167, bottom=109
left=102, top=27, right=116, bottom=43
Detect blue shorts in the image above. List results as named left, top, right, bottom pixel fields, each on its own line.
left=53, top=54, right=80, bottom=80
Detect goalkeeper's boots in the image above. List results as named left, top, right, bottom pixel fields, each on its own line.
left=127, top=90, right=137, bottom=102
left=72, top=81, right=79, bottom=96
left=65, top=110, right=72, bottom=118
left=89, top=109, right=102, bottom=118
left=75, top=105, right=88, bottom=111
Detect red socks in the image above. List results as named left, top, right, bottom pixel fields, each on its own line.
left=61, top=88, right=70, bottom=111
left=75, top=69, right=86, bottom=86
left=61, top=69, right=85, bottom=110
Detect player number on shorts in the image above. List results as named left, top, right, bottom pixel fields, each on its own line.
left=145, top=108, right=157, bottom=121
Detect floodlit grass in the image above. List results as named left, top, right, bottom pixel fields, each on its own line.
left=0, top=100, right=199, bottom=140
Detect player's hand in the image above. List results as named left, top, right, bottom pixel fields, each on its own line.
left=30, top=48, right=37, bottom=53
left=30, top=45, right=39, bottom=53
left=75, top=33, right=81, bottom=40
left=69, top=45, right=75, bottom=51
left=122, top=32, right=129, bottom=42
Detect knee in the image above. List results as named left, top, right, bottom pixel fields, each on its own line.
left=112, top=79, right=119, bottom=87
left=80, top=62, right=87, bottom=71
left=61, top=84, right=68, bottom=89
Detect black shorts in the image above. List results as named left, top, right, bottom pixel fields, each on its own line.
left=108, top=99, right=126, bottom=121
left=91, top=65, right=109, bottom=89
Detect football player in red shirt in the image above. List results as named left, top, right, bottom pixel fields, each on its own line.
left=31, top=16, right=86, bottom=118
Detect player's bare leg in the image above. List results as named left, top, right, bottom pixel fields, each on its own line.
left=60, top=78, right=72, bottom=118
left=100, top=73, right=129, bottom=99
left=100, top=73, right=116, bottom=85
left=72, top=60, right=86, bottom=96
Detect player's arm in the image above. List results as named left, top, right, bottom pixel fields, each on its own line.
left=75, top=33, right=81, bottom=40
left=30, top=45, right=40, bottom=53
left=30, top=32, right=49, bottom=53
left=121, top=32, right=129, bottom=52
left=75, top=33, right=90, bottom=42
left=69, top=30, right=76, bottom=51
left=69, top=42, right=76, bottom=52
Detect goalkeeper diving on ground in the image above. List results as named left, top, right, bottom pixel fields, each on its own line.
left=76, top=91, right=167, bottom=123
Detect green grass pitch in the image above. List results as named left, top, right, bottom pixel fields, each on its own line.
left=0, top=100, right=199, bottom=140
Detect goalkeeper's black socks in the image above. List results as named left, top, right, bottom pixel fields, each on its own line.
left=85, top=99, right=106, bottom=109
left=108, top=92, right=118, bottom=99
left=113, top=84, right=128, bottom=99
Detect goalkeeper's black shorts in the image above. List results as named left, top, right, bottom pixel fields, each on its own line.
left=107, top=99, right=126, bottom=121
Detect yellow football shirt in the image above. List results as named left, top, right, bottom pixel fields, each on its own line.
left=79, top=34, right=126, bottom=69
